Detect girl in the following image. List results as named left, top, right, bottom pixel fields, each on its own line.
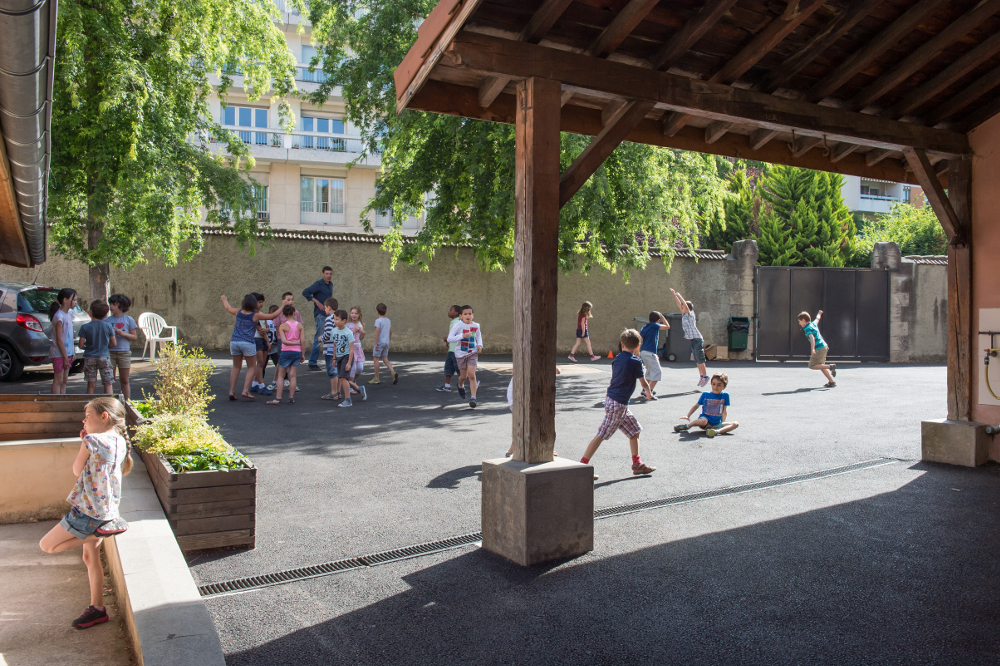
left=347, top=306, right=367, bottom=395
left=250, top=293, right=273, bottom=396
left=221, top=294, right=281, bottom=400
left=39, top=397, right=131, bottom=629
left=48, top=288, right=78, bottom=394
left=569, top=301, right=599, bottom=363
left=267, top=304, right=302, bottom=405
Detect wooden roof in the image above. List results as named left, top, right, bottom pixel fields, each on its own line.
left=394, top=0, right=999, bottom=185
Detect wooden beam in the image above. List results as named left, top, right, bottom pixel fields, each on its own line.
left=513, top=77, right=561, bottom=464
left=407, top=79, right=923, bottom=184
left=848, top=0, right=1000, bottom=112
left=888, top=32, right=1000, bottom=119
left=705, top=120, right=735, bottom=144
left=829, top=142, right=859, bottom=163
left=793, top=135, right=825, bottom=157
left=442, top=32, right=971, bottom=156
left=903, top=147, right=960, bottom=242
left=927, top=66, right=1000, bottom=126
left=477, top=0, right=574, bottom=107
left=865, top=148, right=892, bottom=166
left=587, top=0, right=661, bottom=58
left=750, top=128, right=779, bottom=150
left=806, top=0, right=948, bottom=103
left=560, top=101, right=657, bottom=207
left=650, top=0, right=742, bottom=71
left=946, top=155, right=973, bottom=421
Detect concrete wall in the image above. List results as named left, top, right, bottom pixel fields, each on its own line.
left=0, top=438, right=77, bottom=523
left=872, top=243, right=948, bottom=363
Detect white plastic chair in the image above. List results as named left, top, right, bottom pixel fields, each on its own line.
left=138, top=312, right=178, bottom=361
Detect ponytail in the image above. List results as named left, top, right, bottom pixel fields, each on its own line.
left=86, top=397, right=132, bottom=476
left=48, top=287, right=77, bottom=318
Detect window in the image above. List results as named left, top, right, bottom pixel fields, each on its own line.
left=903, top=187, right=911, bottom=203
left=223, top=106, right=268, bottom=145
left=860, top=185, right=870, bottom=196
left=300, top=115, right=346, bottom=151
left=255, top=186, right=269, bottom=220
left=374, top=205, right=421, bottom=229
left=300, top=177, right=345, bottom=225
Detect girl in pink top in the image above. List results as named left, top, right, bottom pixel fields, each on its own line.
left=268, top=305, right=302, bottom=405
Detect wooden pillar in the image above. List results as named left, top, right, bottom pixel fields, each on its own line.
left=512, top=77, right=561, bottom=464
left=947, top=156, right=974, bottom=421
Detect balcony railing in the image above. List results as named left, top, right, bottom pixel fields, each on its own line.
left=199, top=129, right=379, bottom=155
left=860, top=194, right=899, bottom=201
left=295, top=66, right=329, bottom=83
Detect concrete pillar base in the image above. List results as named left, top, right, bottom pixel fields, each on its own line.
left=481, top=457, right=594, bottom=566
left=921, top=419, right=990, bottom=467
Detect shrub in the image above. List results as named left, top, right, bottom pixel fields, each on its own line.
left=133, top=413, right=249, bottom=472
left=150, top=344, right=215, bottom=418
left=847, top=203, right=946, bottom=267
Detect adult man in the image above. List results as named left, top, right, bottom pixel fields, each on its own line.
left=302, top=266, right=334, bottom=370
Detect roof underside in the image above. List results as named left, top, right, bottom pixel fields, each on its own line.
left=396, top=0, right=999, bottom=184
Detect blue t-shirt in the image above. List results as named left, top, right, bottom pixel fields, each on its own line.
left=639, top=322, right=662, bottom=354
left=105, top=314, right=137, bottom=352
left=698, top=391, right=730, bottom=418
left=802, top=321, right=827, bottom=350
left=79, top=320, right=115, bottom=358
left=606, top=351, right=644, bottom=404
left=327, top=326, right=355, bottom=358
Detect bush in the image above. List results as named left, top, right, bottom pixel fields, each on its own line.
left=847, top=203, right=946, bottom=267
left=149, top=344, right=215, bottom=418
left=133, top=413, right=249, bottom=472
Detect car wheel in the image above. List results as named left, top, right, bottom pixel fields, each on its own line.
left=0, top=343, right=24, bottom=382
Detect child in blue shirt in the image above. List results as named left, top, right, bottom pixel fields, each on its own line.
left=78, top=301, right=117, bottom=395
left=798, top=310, right=837, bottom=387
left=579, top=329, right=655, bottom=480
left=674, top=373, right=739, bottom=437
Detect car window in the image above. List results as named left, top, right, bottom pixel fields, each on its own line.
left=17, top=288, right=82, bottom=314
left=0, top=289, right=8, bottom=314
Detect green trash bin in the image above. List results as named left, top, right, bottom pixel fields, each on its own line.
left=728, top=316, right=750, bottom=352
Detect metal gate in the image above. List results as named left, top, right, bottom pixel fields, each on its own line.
left=755, top=266, right=890, bottom=362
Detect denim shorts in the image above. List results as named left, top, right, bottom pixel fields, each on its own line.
left=444, top=351, right=459, bottom=376
left=690, top=338, right=707, bottom=365
left=60, top=506, right=104, bottom=540
left=576, top=328, right=589, bottom=339
left=324, top=354, right=339, bottom=378
left=278, top=350, right=301, bottom=368
left=230, top=340, right=256, bottom=357
left=255, top=338, right=268, bottom=353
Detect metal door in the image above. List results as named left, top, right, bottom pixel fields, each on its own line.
left=755, top=267, right=889, bottom=361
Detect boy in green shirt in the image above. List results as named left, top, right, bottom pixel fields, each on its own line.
left=798, top=310, right=837, bottom=387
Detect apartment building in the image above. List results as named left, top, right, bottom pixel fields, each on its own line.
left=204, top=2, right=421, bottom=233
left=839, top=174, right=924, bottom=218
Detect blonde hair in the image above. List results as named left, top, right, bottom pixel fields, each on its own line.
left=86, top=397, right=132, bottom=476
left=350, top=306, right=364, bottom=326
left=711, top=373, right=729, bottom=387
left=578, top=301, right=593, bottom=319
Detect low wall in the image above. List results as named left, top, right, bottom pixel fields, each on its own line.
left=0, top=437, right=77, bottom=523
left=872, top=243, right=948, bottom=363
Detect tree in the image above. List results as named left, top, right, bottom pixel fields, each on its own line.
left=847, top=202, right=946, bottom=267
left=305, top=0, right=728, bottom=277
left=50, top=0, right=298, bottom=301
left=704, top=166, right=768, bottom=252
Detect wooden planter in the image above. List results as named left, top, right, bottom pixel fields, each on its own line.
left=124, top=402, right=256, bottom=551
left=0, top=394, right=93, bottom=442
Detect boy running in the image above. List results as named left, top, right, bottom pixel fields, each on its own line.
left=437, top=305, right=462, bottom=392
left=580, top=329, right=655, bottom=480
left=674, top=373, right=739, bottom=437
left=798, top=310, right=837, bottom=387
left=370, top=303, right=398, bottom=385
left=671, top=288, right=709, bottom=387
left=446, top=305, right=483, bottom=408
left=638, top=311, right=669, bottom=396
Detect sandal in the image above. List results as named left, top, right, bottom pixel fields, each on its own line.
left=241, top=392, right=255, bottom=400
left=288, top=398, right=295, bottom=404
left=321, top=393, right=337, bottom=400
left=229, top=394, right=237, bottom=401
left=266, top=399, right=281, bottom=405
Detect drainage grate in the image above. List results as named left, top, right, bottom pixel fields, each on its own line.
left=198, top=458, right=895, bottom=598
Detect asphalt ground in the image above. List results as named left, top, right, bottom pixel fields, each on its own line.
left=9, top=355, right=996, bottom=664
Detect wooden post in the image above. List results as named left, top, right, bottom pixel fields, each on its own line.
left=512, top=77, right=561, bottom=464
left=946, top=156, right=974, bottom=421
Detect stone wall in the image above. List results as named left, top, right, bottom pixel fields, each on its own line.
left=872, top=242, right=948, bottom=363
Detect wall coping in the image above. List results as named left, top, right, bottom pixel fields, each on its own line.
left=0, top=437, right=79, bottom=450
left=905, top=255, right=948, bottom=265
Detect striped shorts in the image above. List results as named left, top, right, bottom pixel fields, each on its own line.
left=596, top=396, right=642, bottom=440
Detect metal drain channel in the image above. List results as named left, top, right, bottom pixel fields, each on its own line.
left=198, top=458, right=894, bottom=598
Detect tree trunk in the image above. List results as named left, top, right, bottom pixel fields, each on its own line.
left=87, top=226, right=110, bottom=303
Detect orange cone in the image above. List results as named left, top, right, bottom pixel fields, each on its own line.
left=607, top=350, right=614, bottom=359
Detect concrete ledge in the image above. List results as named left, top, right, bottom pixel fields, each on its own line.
left=0, top=437, right=78, bottom=524
left=482, top=457, right=594, bottom=566
left=104, top=453, right=226, bottom=666
left=921, top=419, right=990, bottom=467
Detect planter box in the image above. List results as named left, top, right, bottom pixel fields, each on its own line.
left=0, top=394, right=93, bottom=442
left=124, top=401, right=256, bottom=551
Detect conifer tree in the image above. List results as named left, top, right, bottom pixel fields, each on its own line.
left=756, top=204, right=797, bottom=265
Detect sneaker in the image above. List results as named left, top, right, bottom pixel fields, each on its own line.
left=258, top=387, right=272, bottom=396
left=393, top=372, right=399, bottom=385
left=830, top=364, right=837, bottom=378
left=706, top=429, right=717, bottom=438
left=249, top=384, right=259, bottom=393
left=284, top=379, right=290, bottom=387
left=350, top=388, right=358, bottom=395
left=266, top=382, right=277, bottom=391
left=296, top=386, right=301, bottom=392
left=673, top=424, right=688, bottom=433
left=469, top=396, right=477, bottom=408
left=338, top=400, right=353, bottom=408
left=72, top=605, right=108, bottom=629
left=368, top=378, right=381, bottom=384
left=589, top=355, right=599, bottom=361
left=458, top=386, right=466, bottom=399
left=568, top=354, right=577, bottom=363
left=308, top=365, right=321, bottom=371
left=824, top=381, right=837, bottom=388
left=436, top=385, right=451, bottom=392
left=504, top=451, right=513, bottom=458
left=360, top=386, right=367, bottom=402
left=697, top=376, right=709, bottom=387
left=632, top=462, right=656, bottom=476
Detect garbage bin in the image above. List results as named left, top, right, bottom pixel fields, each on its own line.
left=728, top=316, right=750, bottom=352
left=661, top=313, right=687, bottom=361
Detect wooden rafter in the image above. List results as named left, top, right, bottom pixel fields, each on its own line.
left=927, top=66, right=1000, bottom=126
left=957, top=90, right=1000, bottom=132
left=750, top=129, right=780, bottom=151
left=903, top=147, right=961, bottom=242
left=650, top=0, right=742, bottom=72
left=792, top=136, right=825, bottom=157
left=829, top=142, right=859, bottom=163
left=866, top=148, right=893, bottom=167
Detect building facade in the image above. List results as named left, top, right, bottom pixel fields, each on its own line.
left=204, top=3, right=421, bottom=234
left=840, top=175, right=924, bottom=217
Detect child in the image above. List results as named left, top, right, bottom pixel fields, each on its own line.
left=638, top=311, right=669, bottom=396
left=273, top=292, right=304, bottom=392
left=447, top=305, right=484, bottom=408
left=674, top=373, right=739, bottom=437
left=267, top=304, right=303, bottom=405
left=221, top=294, right=282, bottom=401
left=329, top=309, right=364, bottom=407
left=106, top=294, right=138, bottom=401
left=48, top=288, right=78, bottom=395
left=437, top=305, right=462, bottom=392
left=370, top=303, right=398, bottom=385
left=798, top=310, right=837, bottom=387
left=263, top=304, right=281, bottom=389
left=320, top=297, right=351, bottom=401
left=346, top=306, right=366, bottom=389
left=39, top=397, right=131, bottom=629
left=250, top=294, right=273, bottom=396
left=671, top=288, right=709, bottom=387
left=580, top=329, right=655, bottom=480
left=569, top=301, right=599, bottom=362
left=78, top=301, right=117, bottom=395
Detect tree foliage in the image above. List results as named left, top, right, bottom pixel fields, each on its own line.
left=305, top=0, right=728, bottom=276
left=50, top=0, right=298, bottom=299
left=847, top=203, right=946, bottom=267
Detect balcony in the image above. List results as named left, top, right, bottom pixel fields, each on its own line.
left=856, top=193, right=899, bottom=215
left=199, top=129, right=381, bottom=167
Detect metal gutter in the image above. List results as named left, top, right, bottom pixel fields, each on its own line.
left=0, top=0, right=57, bottom=266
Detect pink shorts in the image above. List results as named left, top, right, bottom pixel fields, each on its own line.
left=52, top=355, right=74, bottom=373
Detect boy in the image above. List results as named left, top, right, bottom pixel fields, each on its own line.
left=370, top=303, right=398, bottom=385
left=670, top=288, right=709, bottom=387
left=798, top=310, right=837, bottom=387
left=263, top=305, right=281, bottom=389
left=437, top=305, right=462, bottom=392
left=328, top=309, right=364, bottom=407
left=447, top=305, right=483, bottom=408
left=638, top=311, right=669, bottom=396
left=250, top=294, right=272, bottom=396
left=321, top=298, right=357, bottom=401
left=106, top=294, right=138, bottom=401
left=580, top=329, right=655, bottom=480
left=78, top=301, right=117, bottom=395
left=273, top=292, right=303, bottom=392
left=674, top=373, right=739, bottom=437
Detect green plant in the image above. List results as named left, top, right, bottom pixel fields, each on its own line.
left=150, top=344, right=215, bottom=418
left=131, top=400, right=156, bottom=418
left=168, top=449, right=250, bottom=472
left=133, top=413, right=231, bottom=456
left=847, top=203, right=946, bottom=267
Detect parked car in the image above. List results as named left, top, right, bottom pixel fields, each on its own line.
left=0, top=281, right=88, bottom=381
